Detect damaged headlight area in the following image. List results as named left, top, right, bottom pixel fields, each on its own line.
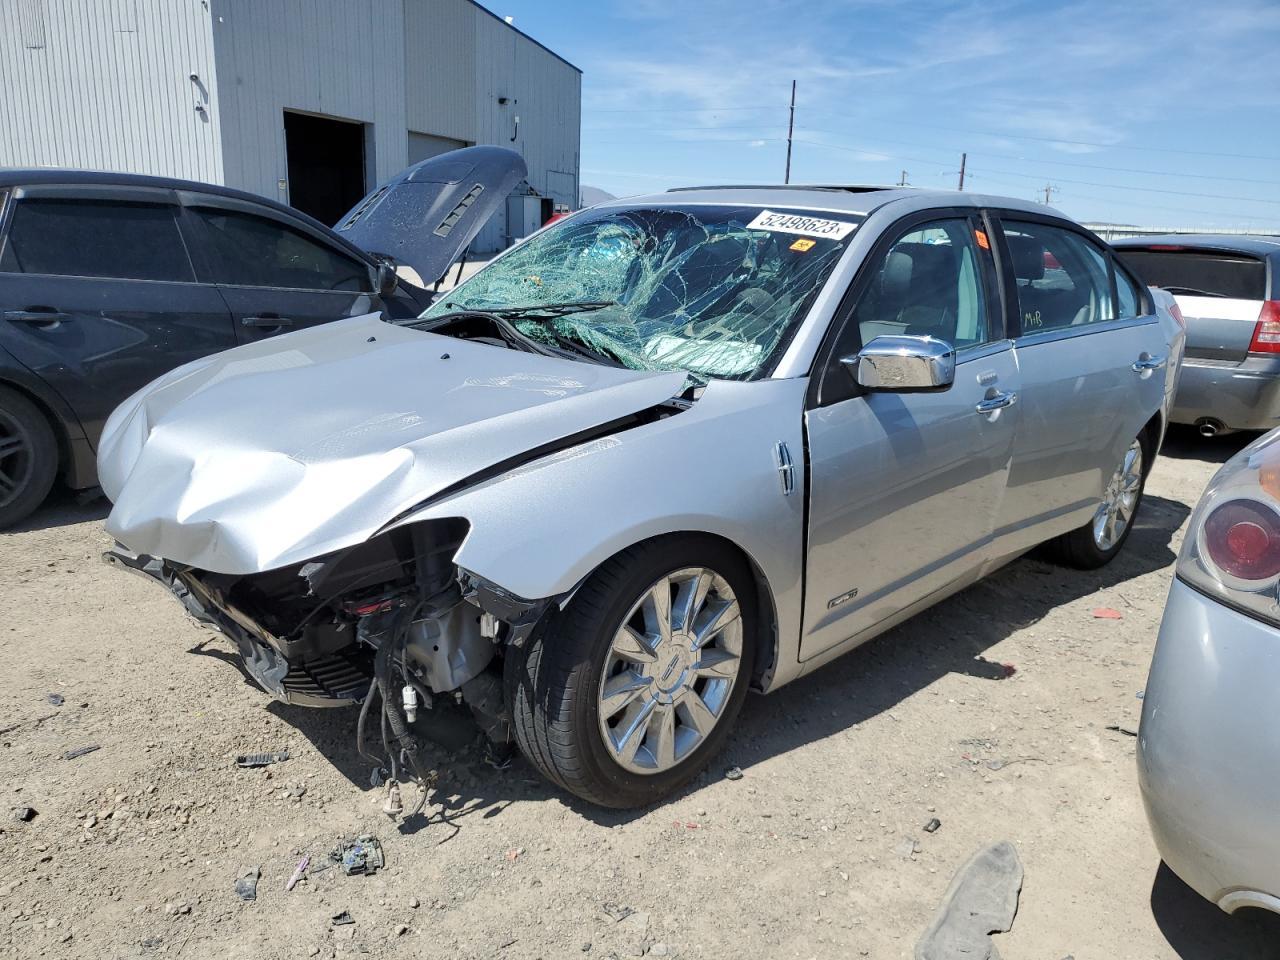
left=104, top=518, right=556, bottom=803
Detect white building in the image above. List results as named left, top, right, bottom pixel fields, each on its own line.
left=0, top=0, right=582, bottom=252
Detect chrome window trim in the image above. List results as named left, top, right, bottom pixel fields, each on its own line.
left=1014, top=314, right=1158, bottom=348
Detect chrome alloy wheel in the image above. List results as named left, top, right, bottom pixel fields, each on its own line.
left=597, top=567, right=743, bottom=775
left=0, top=407, right=33, bottom=511
left=1093, top=439, right=1144, bottom=551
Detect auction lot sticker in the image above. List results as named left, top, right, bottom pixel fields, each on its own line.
left=747, top=209, right=857, bottom=240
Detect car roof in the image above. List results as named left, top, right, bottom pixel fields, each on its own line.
left=594, top=184, right=1060, bottom=220
left=1110, top=234, right=1280, bottom=258
left=0, top=167, right=356, bottom=249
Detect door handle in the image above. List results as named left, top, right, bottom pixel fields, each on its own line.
left=975, top=391, right=1017, bottom=415
left=5, top=309, right=71, bottom=325
left=241, top=316, right=294, bottom=329
left=1132, top=355, right=1166, bottom=372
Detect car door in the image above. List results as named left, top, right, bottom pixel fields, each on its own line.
left=800, top=210, right=1021, bottom=662
left=989, top=214, right=1167, bottom=556
left=0, top=184, right=236, bottom=448
left=178, top=192, right=383, bottom=345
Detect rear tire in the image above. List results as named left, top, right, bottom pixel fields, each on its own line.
left=505, top=535, right=756, bottom=808
left=0, top=386, right=57, bottom=529
left=1043, top=433, right=1148, bottom=569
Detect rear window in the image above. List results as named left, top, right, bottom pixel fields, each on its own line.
left=1118, top=248, right=1267, bottom=301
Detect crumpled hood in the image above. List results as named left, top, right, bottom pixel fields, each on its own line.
left=100, top=314, right=687, bottom=574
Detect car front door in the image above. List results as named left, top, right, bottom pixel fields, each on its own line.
left=179, top=193, right=383, bottom=344
left=0, top=185, right=236, bottom=447
left=990, top=214, right=1168, bottom=556
left=800, top=211, right=1021, bottom=662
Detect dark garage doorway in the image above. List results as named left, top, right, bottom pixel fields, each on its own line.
left=284, top=111, right=367, bottom=227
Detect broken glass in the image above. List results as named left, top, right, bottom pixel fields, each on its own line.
left=419, top=204, right=862, bottom=380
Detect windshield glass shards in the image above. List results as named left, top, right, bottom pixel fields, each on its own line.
left=419, top=204, right=861, bottom=380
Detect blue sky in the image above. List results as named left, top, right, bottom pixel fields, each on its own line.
left=484, top=0, right=1280, bottom=231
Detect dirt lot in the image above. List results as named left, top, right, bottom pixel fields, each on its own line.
left=2, top=426, right=1279, bottom=960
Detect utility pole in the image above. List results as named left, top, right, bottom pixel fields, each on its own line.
left=784, top=80, right=796, bottom=184
left=1041, top=183, right=1059, bottom=204
left=957, top=152, right=967, bottom=191
left=898, top=170, right=910, bottom=186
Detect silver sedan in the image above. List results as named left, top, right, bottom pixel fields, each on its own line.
left=100, top=184, right=1184, bottom=807
left=1140, top=428, right=1280, bottom=917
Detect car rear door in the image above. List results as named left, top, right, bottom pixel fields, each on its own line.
left=1115, top=244, right=1268, bottom=362
left=0, top=184, right=235, bottom=447
left=801, top=209, right=1020, bottom=662
left=178, top=192, right=382, bottom=345
left=989, top=214, right=1167, bottom=556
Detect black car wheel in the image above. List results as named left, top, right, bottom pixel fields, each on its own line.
left=0, top=386, right=58, bottom=529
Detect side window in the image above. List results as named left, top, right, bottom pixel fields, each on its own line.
left=0, top=198, right=194, bottom=282
left=191, top=207, right=371, bottom=292
left=849, top=218, right=988, bottom=349
left=1003, top=221, right=1114, bottom=332
left=1115, top=261, right=1143, bottom=318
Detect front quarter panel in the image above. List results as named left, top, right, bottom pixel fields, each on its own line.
left=392, top=377, right=810, bottom=687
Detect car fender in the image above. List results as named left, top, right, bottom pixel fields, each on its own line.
left=389, top=376, right=810, bottom=687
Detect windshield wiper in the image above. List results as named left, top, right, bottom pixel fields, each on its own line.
left=486, top=300, right=618, bottom=318
left=508, top=314, right=626, bottom=367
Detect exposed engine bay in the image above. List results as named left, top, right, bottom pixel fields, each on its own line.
left=105, top=518, right=553, bottom=815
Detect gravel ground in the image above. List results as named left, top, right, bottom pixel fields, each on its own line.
left=3, top=426, right=1279, bottom=960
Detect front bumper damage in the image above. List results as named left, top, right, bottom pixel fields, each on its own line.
left=103, top=523, right=556, bottom=716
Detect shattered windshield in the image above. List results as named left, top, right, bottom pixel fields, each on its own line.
left=419, top=204, right=861, bottom=380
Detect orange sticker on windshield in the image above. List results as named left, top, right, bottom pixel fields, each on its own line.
left=790, top=238, right=816, bottom=252
left=975, top=229, right=990, bottom=250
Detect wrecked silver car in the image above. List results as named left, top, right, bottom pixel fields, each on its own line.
left=101, top=184, right=1184, bottom=807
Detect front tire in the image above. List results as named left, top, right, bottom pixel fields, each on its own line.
left=505, top=536, right=756, bottom=808
left=1043, top=435, right=1147, bottom=569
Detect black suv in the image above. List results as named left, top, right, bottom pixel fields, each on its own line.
left=0, top=147, right=526, bottom=527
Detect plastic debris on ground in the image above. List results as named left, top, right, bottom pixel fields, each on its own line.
left=330, top=835, right=384, bottom=876
left=915, top=840, right=1023, bottom=960
left=63, top=744, right=99, bottom=760
left=1106, top=724, right=1139, bottom=737
left=330, top=910, right=355, bottom=926
left=1092, top=607, right=1124, bottom=619
left=924, top=818, right=942, bottom=833
left=235, top=750, right=290, bottom=768
left=47, top=693, right=64, bottom=706
left=286, top=855, right=310, bottom=891
left=234, top=866, right=260, bottom=902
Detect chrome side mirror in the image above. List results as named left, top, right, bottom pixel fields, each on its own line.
left=842, top=335, right=955, bottom=391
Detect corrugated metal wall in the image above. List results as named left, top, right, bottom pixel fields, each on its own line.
left=0, top=0, right=222, bottom=182
left=0, top=0, right=581, bottom=254
left=210, top=0, right=408, bottom=208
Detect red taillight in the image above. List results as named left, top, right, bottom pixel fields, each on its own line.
left=1248, top=301, right=1280, bottom=354
left=1203, top=499, right=1280, bottom=580
left=1168, top=301, right=1186, bottom=330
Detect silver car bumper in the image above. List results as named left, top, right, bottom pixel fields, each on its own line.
left=1171, top=355, right=1280, bottom=432
left=1138, top=577, right=1280, bottom=915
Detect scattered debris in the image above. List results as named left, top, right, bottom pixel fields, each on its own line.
left=235, top=750, right=289, bottom=768
left=505, top=846, right=523, bottom=862
left=724, top=766, right=744, bottom=781
left=395, top=924, right=409, bottom=936
left=923, top=818, right=942, bottom=834
left=63, top=744, right=100, bottom=760
left=286, top=855, right=310, bottom=891
left=1092, top=607, right=1124, bottom=620
left=895, top=837, right=922, bottom=859
left=601, top=902, right=635, bottom=923
left=408, top=897, right=420, bottom=909
left=499, top=937, right=518, bottom=949
left=672, top=820, right=700, bottom=830
left=331, top=835, right=384, bottom=876
left=382, top=780, right=403, bottom=818
left=915, top=840, right=1024, bottom=960
left=233, top=866, right=260, bottom=902
left=47, top=693, right=64, bottom=706
left=331, top=910, right=354, bottom=926
left=985, top=757, right=1046, bottom=771
left=1136, top=690, right=1145, bottom=700
left=13, top=806, right=37, bottom=822
left=1106, top=724, right=1139, bottom=737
